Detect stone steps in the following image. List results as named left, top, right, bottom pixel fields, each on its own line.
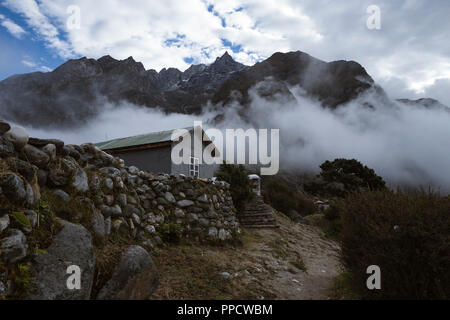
left=238, top=195, right=278, bottom=228
left=242, top=224, right=280, bottom=229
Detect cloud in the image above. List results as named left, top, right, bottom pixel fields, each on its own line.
left=216, top=84, right=450, bottom=191
left=2, top=0, right=73, bottom=57
left=21, top=101, right=201, bottom=145
left=21, top=59, right=36, bottom=67
left=1, top=0, right=448, bottom=104
left=0, top=14, right=27, bottom=38
left=21, top=57, right=53, bottom=72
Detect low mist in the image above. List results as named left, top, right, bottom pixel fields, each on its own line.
left=216, top=85, right=450, bottom=191
left=21, top=101, right=201, bottom=145
left=11, top=83, right=450, bottom=192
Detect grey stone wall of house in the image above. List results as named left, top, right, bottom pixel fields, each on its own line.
left=114, top=146, right=172, bottom=174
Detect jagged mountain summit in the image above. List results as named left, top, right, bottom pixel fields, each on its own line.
left=0, top=50, right=444, bottom=129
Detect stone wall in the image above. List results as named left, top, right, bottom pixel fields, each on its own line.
left=0, top=120, right=239, bottom=299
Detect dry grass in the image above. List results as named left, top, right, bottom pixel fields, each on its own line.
left=150, top=236, right=275, bottom=300
left=91, top=244, right=127, bottom=298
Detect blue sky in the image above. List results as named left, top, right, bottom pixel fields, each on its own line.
left=0, top=5, right=65, bottom=79
left=0, top=0, right=449, bottom=105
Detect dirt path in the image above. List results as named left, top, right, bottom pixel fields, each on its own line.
left=216, top=213, right=342, bottom=299
left=151, top=213, right=342, bottom=300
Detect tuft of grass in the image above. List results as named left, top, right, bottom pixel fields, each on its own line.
left=91, top=244, right=127, bottom=299
left=151, top=245, right=234, bottom=300
left=290, top=258, right=307, bottom=272
left=8, top=264, right=35, bottom=299
left=40, top=187, right=94, bottom=229
left=330, top=272, right=361, bottom=300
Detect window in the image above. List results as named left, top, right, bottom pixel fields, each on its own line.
left=189, top=156, right=199, bottom=177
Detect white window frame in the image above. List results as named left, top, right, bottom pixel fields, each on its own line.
left=189, top=156, right=199, bottom=177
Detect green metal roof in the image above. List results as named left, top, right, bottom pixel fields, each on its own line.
left=95, top=127, right=193, bottom=150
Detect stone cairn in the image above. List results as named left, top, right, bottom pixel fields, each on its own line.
left=0, top=120, right=239, bottom=299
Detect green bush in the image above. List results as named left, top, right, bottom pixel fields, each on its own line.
left=262, top=177, right=316, bottom=216
left=340, top=190, right=450, bottom=299
left=304, top=158, right=386, bottom=197
left=159, top=223, right=183, bottom=244
left=215, top=163, right=253, bottom=212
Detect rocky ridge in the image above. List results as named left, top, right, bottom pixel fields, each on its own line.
left=0, top=120, right=239, bottom=299
left=0, top=50, right=391, bottom=129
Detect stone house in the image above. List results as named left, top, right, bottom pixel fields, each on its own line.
left=95, top=126, right=219, bottom=178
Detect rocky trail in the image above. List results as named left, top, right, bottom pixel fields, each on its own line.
left=151, top=212, right=343, bottom=300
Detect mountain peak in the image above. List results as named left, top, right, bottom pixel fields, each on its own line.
left=215, top=51, right=233, bottom=63
left=209, top=51, right=246, bottom=74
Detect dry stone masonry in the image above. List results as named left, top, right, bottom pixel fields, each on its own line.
left=0, top=120, right=239, bottom=299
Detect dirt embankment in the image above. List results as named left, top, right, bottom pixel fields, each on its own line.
left=151, top=212, right=342, bottom=300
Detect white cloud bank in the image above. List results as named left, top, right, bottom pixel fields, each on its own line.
left=215, top=86, right=450, bottom=191
left=19, top=83, right=450, bottom=192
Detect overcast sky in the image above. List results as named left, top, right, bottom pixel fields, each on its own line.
left=0, top=0, right=449, bottom=105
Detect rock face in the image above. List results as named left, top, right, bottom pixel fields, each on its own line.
left=0, top=52, right=247, bottom=128
left=97, top=245, right=158, bottom=300
left=213, top=51, right=378, bottom=109
left=0, top=50, right=402, bottom=129
left=28, top=220, right=96, bottom=300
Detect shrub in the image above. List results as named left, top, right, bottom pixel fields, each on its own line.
left=340, top=190, right=450, bottom=299
left=159, top=223, right=183, bottom=244
left=304, top=158, right=386, bottom=197
left=263, top=178, right=297, bottom=214
left=262, top=177, right=316, bottom=216
left=215, top=163, right=253, bottom=212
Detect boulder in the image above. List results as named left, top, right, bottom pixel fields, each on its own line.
left=62, top=145, right=80, bottom=160
left=177, top=199, right=194, bottom=207
left=0, top=229, right=28, bottom=263
left=208, top=227, right=218, bottom=238
left=89, top=173, right=101, bottom=192
left=72, top=168, right=89, bottom=193
left=28, top=137, right=64, bottom=150
left=218, top=228, right=229, bottom=241
left=4, top=126, right=29, bottom=149
left=0, top=173, right=27, bottom=205
left=92, top=210, right=106, bottom=237
left=0, top=120, right=11, bottom=135
left=100, top=167, right=121, bottom=178
left=24, top=210, right=38, bottom=228
left=42, top=144, right=56, bottom=160
left=48, top=168, right=70, bottom=187
left=197, top=194, right=209, bottom=203
left=199, top=218, right=209, bottom=227
left=105, top=216, right=111, bottom=235
left=164, top=191, right=176, bottom=204
left=96, top=245, right=158, bottom=300
left=101, top=204, right=122, bottom=217
left=173, top=208, right=185, bottom=218
left=52, top=189, right=70, bottom=202
left=0, top=136, right=15, bottom=157
left=104, top=178, right=114, bottom=190
left=0, top=214, right=10, bottom=233
left=25, top=182, right=36, bottom=207
left=37, top=169, right=48, bottom=186
left=28, top=220, right=96, bottom=300
left=6, top=158, right=36, bottom=183
left=145, top=225, right=156, bottom=234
